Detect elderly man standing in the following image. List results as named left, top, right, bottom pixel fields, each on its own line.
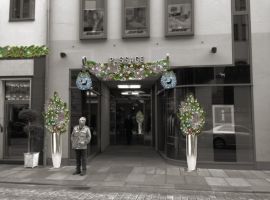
left=71, top=117, right=91, bottom=176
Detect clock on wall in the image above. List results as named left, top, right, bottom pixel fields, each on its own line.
left=161, top=71, right=177, bottom=89
left=76, top=71, right=92, bottom=90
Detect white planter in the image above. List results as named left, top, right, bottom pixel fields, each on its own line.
left=51, top=132, right=62, bottom=168
left=24, top=152, right=40, bottom=168
left=186, top=134, right=197, bottom=172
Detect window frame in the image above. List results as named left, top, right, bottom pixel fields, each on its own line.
left=9, top=0, right=35, bottom=22
left=232, top=0, right=250, bottom=15
left=165, top=0, right=194, bottom=37
left=79, top=0, right=108, bottom=40
left=122, top=0, right=150, bottom=39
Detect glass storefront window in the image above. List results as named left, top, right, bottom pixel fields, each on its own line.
left=174, top=66, right=250, bottom=86
left=157, top=67, right=253, bottom=164
left=3, top=80, right=31, bottom=159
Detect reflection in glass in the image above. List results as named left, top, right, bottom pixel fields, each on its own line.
left=83, top=9, right=104, bottom=36
left=125, top=7, right=147, bottom=34
left=22, top=0, right=30, bottom=18
left=235, top=0, right=247, bottom=11
left=5, top=104, right=29, bottom=158
left=5, top=81, right=30, bottom=101
left=157, top=84, right=253, bottom=163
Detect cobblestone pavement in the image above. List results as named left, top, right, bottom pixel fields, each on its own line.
left=0, top=183, right=269, bottom=200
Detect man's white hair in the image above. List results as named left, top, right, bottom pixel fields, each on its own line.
left=79, top=117, right=86, bottom=121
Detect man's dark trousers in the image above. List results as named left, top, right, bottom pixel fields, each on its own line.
left=75, top=149, right=87, bottom=173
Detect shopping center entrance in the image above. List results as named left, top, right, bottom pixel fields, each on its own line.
left=108, top=80, right=154, bottom=147
left=69, top=69, right=156, bottom=160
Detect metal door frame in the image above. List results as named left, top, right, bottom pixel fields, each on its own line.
left=0, top=78, right=31, bottom=160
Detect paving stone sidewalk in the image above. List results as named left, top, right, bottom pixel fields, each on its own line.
left=0, top=183, right=269, bottom=200
left=0, top=146, right=270, bottom=195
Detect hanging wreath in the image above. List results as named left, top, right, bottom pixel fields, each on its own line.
left=84, top=58, right=169, bottom=81
left=177, top=94, right=205, bottom=136
left=43, top=92, right=70, bottom=134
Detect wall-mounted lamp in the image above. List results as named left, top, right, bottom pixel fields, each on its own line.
left=211, top=47, right=217, bottom=54
left=60, top=52, right=67, bottom=58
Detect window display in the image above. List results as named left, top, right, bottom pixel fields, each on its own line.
left=80, top=0, right=107, bottom=39
left=122, top=0, right=150, bottom=38
left=157, top=67, right=254, bottom=164
left=165, top=0, right=194, bottom=36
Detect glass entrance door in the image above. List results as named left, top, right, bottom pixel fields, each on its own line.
left=4, top=102, right=29, bottom=159
left=3, top=80, right=31, bottom=159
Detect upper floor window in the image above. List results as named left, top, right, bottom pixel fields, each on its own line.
left=10, top=0, right=35, bottom=21
left=235, top=0, right=247, bottom=12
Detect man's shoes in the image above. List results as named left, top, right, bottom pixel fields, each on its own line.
left=73, top=171, right=81, bottom=175
left=80, top=171, right=86, bottom=176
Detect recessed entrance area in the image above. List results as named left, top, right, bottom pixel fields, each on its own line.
left=108, top=79, right=155, bottom=147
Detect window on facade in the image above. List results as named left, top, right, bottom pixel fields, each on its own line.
left=10, top=0, right=35, bottom=21
left=235, top=0, right=247, bottom=12
left=234, top=15, right=248, bottom=41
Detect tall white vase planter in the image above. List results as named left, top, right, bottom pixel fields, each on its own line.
left=186, top=134, right=197, bottom=171
left=177, top=94, right=205, bottom=172
left=44, top=92, right=70, bottom=169
left=51, top=132, right=62, bottom=168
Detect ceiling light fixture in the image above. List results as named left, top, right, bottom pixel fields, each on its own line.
left=121, top=91, right=141, bottom=96
left=118, top=85, right=141, bottom=89
left=129, top=85, right=141, bottom=89
left=131, top=92, right=139, bottom=95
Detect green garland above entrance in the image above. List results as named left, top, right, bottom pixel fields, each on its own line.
left=84, top=56, right=170, bottom=81
left=0, top=45, right=49, bottom=59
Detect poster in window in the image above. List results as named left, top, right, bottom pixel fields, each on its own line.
left=80, top=0, right=107, bottom=39
left=122, top=0, right=149, bottom=38
left=212, top=105, right=235, bottom=133
left=165, top=0, right=194, bottom=36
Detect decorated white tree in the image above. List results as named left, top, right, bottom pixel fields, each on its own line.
left=177, top=94, right=205, bottom=171
left=43, top=92, right=69, bottom=168
left=136, top=111, right=144, bottom=135
left=177, top=94, right=205, bottom=136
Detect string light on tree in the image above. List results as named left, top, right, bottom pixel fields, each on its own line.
left=177, top=94, right=205, bottom=136
left=43, top=92, right=70, bottom=134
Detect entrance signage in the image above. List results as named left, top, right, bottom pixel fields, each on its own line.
left=108, top=56, right=144, bottom=65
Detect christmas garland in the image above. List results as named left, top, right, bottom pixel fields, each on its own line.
left=0, top=45, right=49, bottom=59
left=177, top=94, right=205, bottom=136
left=85, top=59, right=169, bottom=81
left=43, top=92, right=70, bottom=134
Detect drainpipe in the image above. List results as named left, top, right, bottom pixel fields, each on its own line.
left=43, top=0, right=51, bottom=167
